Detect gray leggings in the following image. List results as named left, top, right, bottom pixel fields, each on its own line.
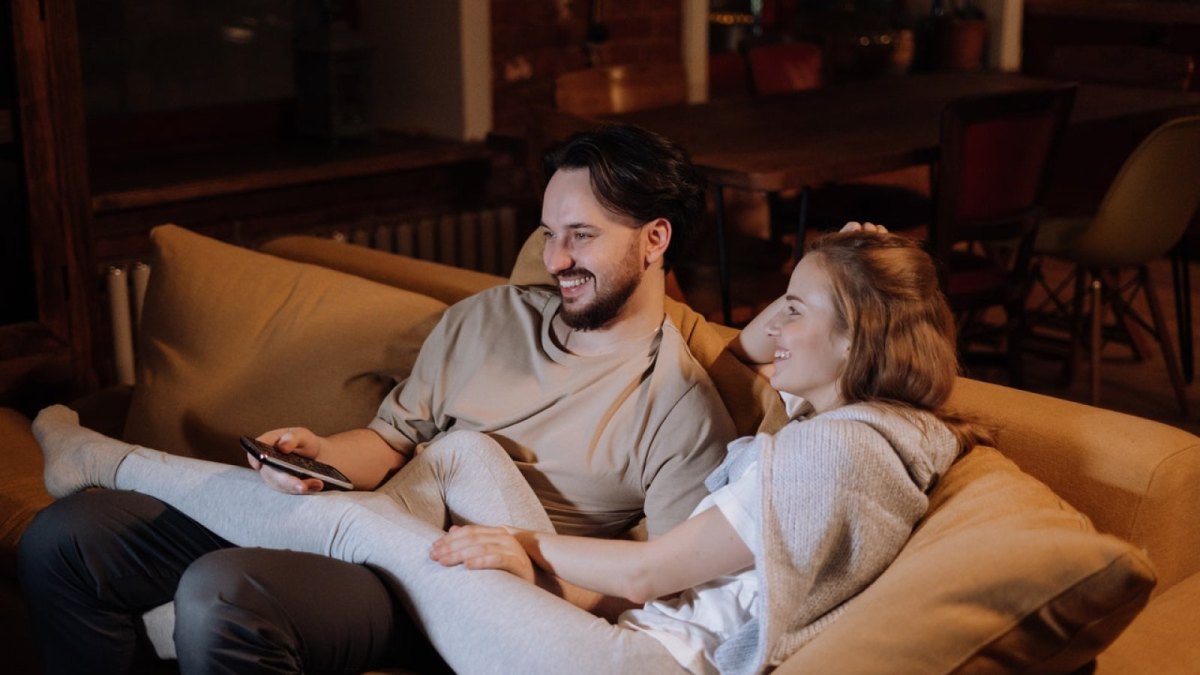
left=111, top=430, right=686, bottom=674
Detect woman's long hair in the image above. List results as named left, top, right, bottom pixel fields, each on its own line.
left=809, top=231, right=989, bottom=451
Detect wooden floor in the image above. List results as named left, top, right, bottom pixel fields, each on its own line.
left=678, top=251, right=1200, bottom=436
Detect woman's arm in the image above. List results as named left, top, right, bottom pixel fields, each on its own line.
left=432, top=506, right=753, bottom=605
left=728, top=295, right=786, bottom=366
left=728, top=221, right=887, bottom=368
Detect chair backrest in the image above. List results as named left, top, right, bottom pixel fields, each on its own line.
left=1047, top=44, right=1195, bottom=92
left=709, top=51, right=748, bottom=98
left=554, top=63, right=689, bottom=117
left=931, top=84, right=1078, bottom=275
left=1069, top=114, right=1200, bottom=268
left=743, top=41, right=823, bottom=95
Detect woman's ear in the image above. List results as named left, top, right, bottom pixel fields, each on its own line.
left=644, top=218, right=671, bottom=266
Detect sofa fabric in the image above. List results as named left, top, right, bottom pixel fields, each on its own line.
left=947, top=377, right=1200, bottom=593
left=123, top=225, right=449, bottom=465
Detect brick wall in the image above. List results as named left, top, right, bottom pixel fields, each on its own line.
left=490, top=0, right=683, bottom=134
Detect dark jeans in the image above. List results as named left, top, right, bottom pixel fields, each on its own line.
left=17, top=489, right=445, bottom=675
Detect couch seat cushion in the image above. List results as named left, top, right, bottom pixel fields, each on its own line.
left=122, top=225, right=448, bottom=465
left=776, top=445, right=1156, bottom=674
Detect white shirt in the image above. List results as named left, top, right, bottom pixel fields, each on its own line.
left=617, top=457, right=761, bottom=674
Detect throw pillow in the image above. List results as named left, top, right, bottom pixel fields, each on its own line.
left=776, top=445, right=1156, bottom=673
left=122, top=225, right=448, bottom=465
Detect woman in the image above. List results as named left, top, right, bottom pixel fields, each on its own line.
left=29, top=230, right=981, bottom=674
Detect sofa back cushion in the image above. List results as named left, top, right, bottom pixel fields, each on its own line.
left=776, top=444, right=1156, bottom=673
left=122, top=225, right=448, bottom=465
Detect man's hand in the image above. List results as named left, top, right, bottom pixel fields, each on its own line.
left=429, top=525, right=537, bottom=585
left=251, top=427, right=327, bottom=495
left=840, top=221, right=889, bottom=233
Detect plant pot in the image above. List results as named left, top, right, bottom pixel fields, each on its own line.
left=935, top=17, right=987, bottom=71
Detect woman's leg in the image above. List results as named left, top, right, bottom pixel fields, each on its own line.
left=375, top=429, right=555, bottom=533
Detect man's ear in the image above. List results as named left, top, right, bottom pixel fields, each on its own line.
left=644, top=218, right=671, bottom=266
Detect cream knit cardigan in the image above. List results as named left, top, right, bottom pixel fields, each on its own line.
left=709, top=402, right=961, bottom=674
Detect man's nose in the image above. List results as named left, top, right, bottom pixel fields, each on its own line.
left=544, top=240, right=572, bottom=274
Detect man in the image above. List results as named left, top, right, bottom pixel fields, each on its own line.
left=19, top=124, right=737, bottom=674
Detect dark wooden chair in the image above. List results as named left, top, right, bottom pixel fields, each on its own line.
left=930, top=84, right=1078, bottom=387
left=742, top=40, right=823, bottom=95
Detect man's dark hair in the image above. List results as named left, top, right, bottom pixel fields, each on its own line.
left=544, top=124, right=706, bottom=269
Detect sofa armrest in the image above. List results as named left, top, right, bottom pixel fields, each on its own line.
left=1097, top=571, right=1200, bottom=673
left=0, top=408, right=51, bottom=570
left=948, top=377, right=1200, bottom=594
left=260, top=235, right=506, bottom=306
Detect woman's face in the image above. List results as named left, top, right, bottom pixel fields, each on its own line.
left=766, top=253, right=851, bottom=414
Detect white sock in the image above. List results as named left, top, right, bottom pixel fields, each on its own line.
left=31, top=405, right=136, bottom=498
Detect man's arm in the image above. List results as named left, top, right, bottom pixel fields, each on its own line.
left=252, top=426, right=410, bottom=493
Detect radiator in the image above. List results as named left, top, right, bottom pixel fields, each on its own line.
left=105, top=262, right=150, bottom=387
left=334, top=206, right=521, bottom=276
left=103, top=207, right=522, bottom=385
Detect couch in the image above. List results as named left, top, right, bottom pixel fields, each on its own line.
left=2, top=224, right=1198, bottom=674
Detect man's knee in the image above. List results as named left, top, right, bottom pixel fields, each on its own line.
left=18, top=491, right=155, bottom=593
left=174, top=548, right=400, bottom=673
left=174, top=548, right=302, bottom=670
left=174, top=548, right=294, bottom=642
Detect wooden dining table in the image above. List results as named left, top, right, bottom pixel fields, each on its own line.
left=539, top=71, right=1200, bottom=323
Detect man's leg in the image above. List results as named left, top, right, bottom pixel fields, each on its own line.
left=17, top=489, right=232, bottom=675
left=174, top=548, right=448, bottom=675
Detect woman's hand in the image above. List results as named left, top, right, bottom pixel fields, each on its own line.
left=841, top=221, right=889, bottom=233
left=251, top=427, right=327, bottom=495
left=430, top=525, right=537, bottom=585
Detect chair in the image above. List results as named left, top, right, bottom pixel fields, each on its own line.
left=742, top=40, right=823, bottom=95
left=709, top=51, right=748, bottom=99
left=930, top=84, right=1078, bottom=387
left=1031, top=114, right=1200, bottom=416
left=1045, top=43, right=1199, bottom=385
left=1047, top=44, right=1196, bottom=92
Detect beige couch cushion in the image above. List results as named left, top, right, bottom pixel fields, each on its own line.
left=122, top=225, right=448, bottom=465
left=778, top=445, right=1156, bottom=674
left=0, top=409, right=51, bottom=562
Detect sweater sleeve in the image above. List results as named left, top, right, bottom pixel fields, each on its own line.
left=757, top=412, right=935, bottom=670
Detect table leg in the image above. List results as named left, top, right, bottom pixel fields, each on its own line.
left=795, top=186, right=810, bottom=261
left=1172, top=249, right=1194, bottom=383
left=713, top=184, right=732, bottom=325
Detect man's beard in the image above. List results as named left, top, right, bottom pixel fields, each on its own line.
left=557, top=246, right=643, bottom=331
